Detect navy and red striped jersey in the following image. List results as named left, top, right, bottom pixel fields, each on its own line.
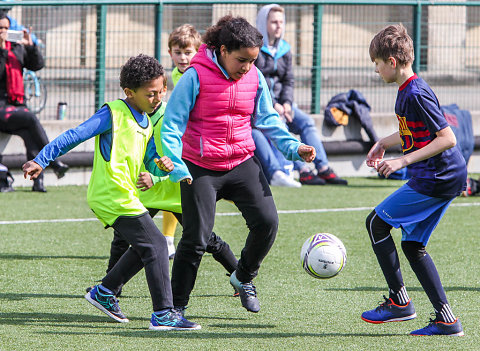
left=394, top=74, right=466, bottom=198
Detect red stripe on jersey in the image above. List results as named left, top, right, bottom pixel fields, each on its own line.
left=411, top=129, right=430, bottom=138
left=406, top=120, right=426, bottom=129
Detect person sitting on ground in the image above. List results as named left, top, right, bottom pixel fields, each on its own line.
left=255, top=4, right=347, bottom=185
left=0, top=12, right=68, bottom=192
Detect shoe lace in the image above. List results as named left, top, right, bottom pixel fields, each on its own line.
left=374, top=295, right=391, bottom=311
left=241, top=282, right=257, bottom=298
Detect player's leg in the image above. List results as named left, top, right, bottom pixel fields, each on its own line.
left=162, top=211, right=178, bottom=258
left=361, top=209, right=416, bottom=323
left=86, top=213, right=200, bottom=330
left=206, top=232, right=238, bottom=274
left=171, top=160, right=218, bottom=310
left=400, top=201, right=464, bottom=336
left=223, top=157, right=279, bottom=313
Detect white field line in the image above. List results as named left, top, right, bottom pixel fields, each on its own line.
left=1, top=202, right=479, bottom=225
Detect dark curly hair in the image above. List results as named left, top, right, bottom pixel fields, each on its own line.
left=119, top=54, right=166, bottom=90
left=203, top=15, right=263, bottom=53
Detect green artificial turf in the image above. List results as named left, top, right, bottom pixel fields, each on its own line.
left=0, top=177, right=478, bottom=350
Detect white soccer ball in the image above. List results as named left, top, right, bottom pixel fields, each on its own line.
left=300, top=233, right=347, bottom=279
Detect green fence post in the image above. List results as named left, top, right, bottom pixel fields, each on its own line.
left=95, top=5, right=107, bottom=111
left=154, top=3, right=163, bottom=61
left=413, top=2, right=422, bottom=73
left=311, top=4, right=323, bottom=114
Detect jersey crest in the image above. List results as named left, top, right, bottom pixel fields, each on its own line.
left=396, top=114, right=414, bottom=151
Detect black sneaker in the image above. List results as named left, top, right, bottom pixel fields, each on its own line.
left=229, top=271, right=260, bottom=313
left=84, top=285, right=128, bottom=323
left=317, top=167, right=348, bottom=185
left=52, top=160, right=69, bottom=179
left=299, top=170, right=326, bottom=185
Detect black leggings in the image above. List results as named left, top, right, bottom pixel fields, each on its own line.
left=0, top=105, right=50, bottom=160
left=107, top=209, right=238, bottom=275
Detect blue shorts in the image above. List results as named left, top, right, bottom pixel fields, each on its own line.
left=375, top=184, right=454, bottom=246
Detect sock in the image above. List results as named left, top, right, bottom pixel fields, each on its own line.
left=409, top=252, right=452, bottom=320
left=162, top=211, right=178, bottom=237
left=165, top=236, right=176, bottom=256
left=389, top=285, right=410, bottom=305
left=372, top=235, right=405, bottom=300
left=98, top=284, right=114, bottom=295
left=435, top=304, right=456, bottom=323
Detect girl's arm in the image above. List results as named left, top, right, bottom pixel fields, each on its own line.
left=161, top=68, right=199, bottom=183
left=253, top=68, right=304, bottom=162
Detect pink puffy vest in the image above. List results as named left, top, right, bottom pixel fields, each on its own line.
left=182, top=44, right=259, bottom=171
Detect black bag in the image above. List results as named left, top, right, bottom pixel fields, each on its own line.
left=0, top=163, right=14, bottom=192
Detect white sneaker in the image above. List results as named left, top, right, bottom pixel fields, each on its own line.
left=165, top=236, right=176, bottom=258
left=270, top=170, right=301, bottom=188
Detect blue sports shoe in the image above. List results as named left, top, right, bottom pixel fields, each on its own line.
left=361, top=296, right=416, bottom=324
left=84, top=285, right=129, bottom=323
left=149, top=309, right=201, bottom=331
left=410, top=318, right=464, bottom=336
left=230, top=271, right=260, bottom=313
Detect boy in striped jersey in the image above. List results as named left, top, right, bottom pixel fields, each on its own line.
left=362, top=24, right=466, bottom=336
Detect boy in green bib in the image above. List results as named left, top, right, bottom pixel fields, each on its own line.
left=22, top=54, right=200, bottom=331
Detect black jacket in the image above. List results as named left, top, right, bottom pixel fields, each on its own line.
left=0, top=43, right=44, bottom=104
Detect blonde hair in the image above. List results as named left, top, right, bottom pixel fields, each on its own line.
left=168, top=24, right=202, bottom=51
left=369, top=23, right=414, bottom=65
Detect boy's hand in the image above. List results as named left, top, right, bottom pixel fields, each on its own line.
left=154, top=156, right=174, bottom=172
left=136, top=172, right=153, bottom=191
left=376, top=158, right=406, bottom=178
left=366, top=141, right=386, bottom=169
left=283, top=103, right=293, bottom=123
left=298, top=145, right=316, bottom=163
left=22, top=160, right=43, bottom=180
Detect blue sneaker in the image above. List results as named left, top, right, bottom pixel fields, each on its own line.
left=361, top=296, right=416, bottom=324
left=229, top=271, right=260, bottom=313
left=84, top=285, right=129, bottom=323
left=410, top=318, right=464, bottom=336
left=149, top=309, right=201, bottom=331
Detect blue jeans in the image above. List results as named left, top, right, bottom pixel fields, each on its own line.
left=287, top=105, right=329, bottom=170
left=252, top=128, right=294, bottom=181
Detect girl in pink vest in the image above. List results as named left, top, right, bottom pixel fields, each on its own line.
left=161, top=15, right=316, bottom=314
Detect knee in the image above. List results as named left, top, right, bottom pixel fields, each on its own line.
left=254, top=211, right=279, bottom=234
left=401, top=241, right=426, bottom=264
left=366, top=210, right=392, bottom=244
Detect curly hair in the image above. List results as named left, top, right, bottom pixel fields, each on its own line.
left=119, top=54, right=166, bottom=90
left=203, top=15, right=263, bottom=53
left=369, top=23, right=414, bottom=66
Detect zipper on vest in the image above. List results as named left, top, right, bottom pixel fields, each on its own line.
left=200, top=136, right=204, bottom=157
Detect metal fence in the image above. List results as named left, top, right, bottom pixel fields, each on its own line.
left=5, top=0, right=480, bottom=121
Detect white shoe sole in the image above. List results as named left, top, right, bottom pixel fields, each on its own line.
left=149, top=323, right=201, bottom=331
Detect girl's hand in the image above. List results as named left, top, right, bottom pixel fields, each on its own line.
left=136, top=172, right=153, bottom=191
left=298, top=144, right=316, bottom=163
left=154, top=156, right=174, bottom=172
left=22, top=160, right=43, bottom=180
left=21, top=27, right=33, bottom=46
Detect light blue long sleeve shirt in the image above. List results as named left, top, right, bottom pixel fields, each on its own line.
left=33, top=101, right=166, bottom=177
left=161, top=49, right=304, bottom=183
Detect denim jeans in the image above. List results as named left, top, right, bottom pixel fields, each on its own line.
left=252, top=128, right=294, bottom=181
left=287, top=105, right=329, bottom=170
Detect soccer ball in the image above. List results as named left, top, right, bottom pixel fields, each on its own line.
left=300, top=233, right=347, bottom=279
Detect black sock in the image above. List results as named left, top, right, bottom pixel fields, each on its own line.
left=409, top=253, right=455, bottom=322
left=372, top=235, right=405, bottom=301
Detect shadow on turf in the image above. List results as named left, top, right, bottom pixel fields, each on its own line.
left=326, top=286, right=480, bottom=292
left=36, top=330, right=404, bottom=338
left=0, top=253, right=108, bottom=260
